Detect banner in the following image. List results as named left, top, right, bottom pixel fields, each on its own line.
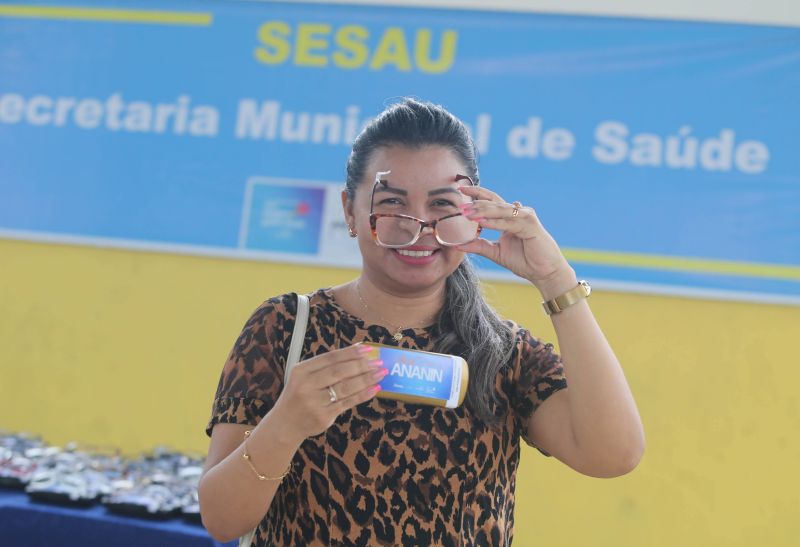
left=1, top=1, right=798, bottom=304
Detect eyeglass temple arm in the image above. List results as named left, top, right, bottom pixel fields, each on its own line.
left=455, top=174, right=475, bottom=185
left=370, top=170, right=392, bottom=214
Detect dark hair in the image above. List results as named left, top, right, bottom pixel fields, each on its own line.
left=344, top=98, right=516, bottom=426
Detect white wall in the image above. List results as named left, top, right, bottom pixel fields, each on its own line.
left=297, top=0, right=800, bottom=27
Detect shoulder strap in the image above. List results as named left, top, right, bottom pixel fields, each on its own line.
left=283, top=293, right=310, bottom=385
left=239, top=294, right=309, bottom=547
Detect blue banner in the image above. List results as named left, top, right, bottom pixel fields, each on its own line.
left=1, top=1, right=798, bottom=304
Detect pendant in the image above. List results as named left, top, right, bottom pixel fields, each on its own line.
left=392, top=329, right=404, bottom=342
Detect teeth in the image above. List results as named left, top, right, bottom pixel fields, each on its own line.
left=397, top=249, right=434, bottom=257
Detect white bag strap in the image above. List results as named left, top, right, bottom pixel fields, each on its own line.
left=284, top=293, right=310, bottom=384
left=239, top=293, right=309, bottom=547
left=238, top=529, right=256, bottom=547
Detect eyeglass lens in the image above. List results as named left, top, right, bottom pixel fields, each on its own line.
left=374, top=215, right=479, bottom=246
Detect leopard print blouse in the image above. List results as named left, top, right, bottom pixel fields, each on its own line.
left=205, top=287, right=567, bottom=546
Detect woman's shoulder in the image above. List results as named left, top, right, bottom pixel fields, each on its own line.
left=497, top=317, right=526, bottom=343
left=243, top=292, right=299, bottom=327
left=244, top=287, right=338, bottom=327
left=496, top=317, right=554, bottom=358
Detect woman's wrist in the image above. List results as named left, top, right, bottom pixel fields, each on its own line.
left=258, top=404, right=307, bottom=450
left=531, top=267, right=579, bottom=301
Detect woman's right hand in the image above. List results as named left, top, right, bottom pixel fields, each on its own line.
left=271, top=344, right=386, bottom=440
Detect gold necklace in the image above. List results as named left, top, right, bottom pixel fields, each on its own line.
left=354, top=281, right=439, bottom=342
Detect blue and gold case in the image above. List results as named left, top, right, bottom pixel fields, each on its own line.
left=362, top=343, right=469, bottom=408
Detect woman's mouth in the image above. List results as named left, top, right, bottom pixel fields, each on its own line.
left=392, top=248, right=440, bottom=264
left=397, top=249, right=435, bottom=257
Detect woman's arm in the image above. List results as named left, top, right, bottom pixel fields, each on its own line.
left=525, top=269, right=645, bottom=478
left=199, top=344, right=382, bottom=542
left=199, top=412, right=304, bottom=542
left=455, top=186, right=645, bottom=477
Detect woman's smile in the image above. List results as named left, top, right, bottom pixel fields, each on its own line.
left=391, top=246, right=441, bottom=264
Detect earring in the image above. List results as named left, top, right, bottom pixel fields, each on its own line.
left=348, top=226, right=357, bottom=238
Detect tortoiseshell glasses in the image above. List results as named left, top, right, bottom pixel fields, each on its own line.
left=368, top=171, right=482, bottom=248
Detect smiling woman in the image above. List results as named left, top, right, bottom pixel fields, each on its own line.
left=199, top=98, right=645, bottom=546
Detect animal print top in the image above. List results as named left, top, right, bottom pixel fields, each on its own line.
left=205, top=287, right=567, bottom=546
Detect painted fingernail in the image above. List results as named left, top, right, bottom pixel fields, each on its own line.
left=373, top=367, right=389, bottom=378
left=370, top=385, right=382, bottom=395
left=473, top=217, right=486, bottom=222
left=458, top=203, right=472, bottom=209
left=369, top=359, right=384, bottom=367
left=358, top=345, right=373, bottom=353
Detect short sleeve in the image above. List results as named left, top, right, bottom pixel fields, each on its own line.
left=204, top=294, right=296, bottom=437
left=510, top=328, right=568, bottom=456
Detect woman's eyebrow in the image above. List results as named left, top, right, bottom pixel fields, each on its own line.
left=428, top=187, right=461, bottom=197
left=375, top=185, right=459, bottom=196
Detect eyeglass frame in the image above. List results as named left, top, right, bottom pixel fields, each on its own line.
left=367, top=170, right=483, bottom=248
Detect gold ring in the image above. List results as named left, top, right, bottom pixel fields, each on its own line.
left=327, top=385, right=338, bottom=403
left=511, top=201, right=522, bottom=217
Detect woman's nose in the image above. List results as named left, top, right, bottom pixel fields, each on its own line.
left=416, top=223, right=437, bottom=243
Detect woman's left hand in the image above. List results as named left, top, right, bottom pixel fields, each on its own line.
left=456, top=185, right=576, bottom=294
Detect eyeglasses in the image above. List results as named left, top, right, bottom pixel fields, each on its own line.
left=368, top=171, right=482, bottom=248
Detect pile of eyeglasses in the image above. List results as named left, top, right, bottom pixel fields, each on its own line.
left=0, top=431, right=204, bottom=522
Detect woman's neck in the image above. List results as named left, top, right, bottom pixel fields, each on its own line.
left=337, top=277, right=445, bottom=329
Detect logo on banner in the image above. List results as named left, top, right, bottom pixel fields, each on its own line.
left=239, top=180, right=325, bottom=254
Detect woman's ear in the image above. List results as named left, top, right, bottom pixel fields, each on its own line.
left=341, top=190, right=356, bottom=236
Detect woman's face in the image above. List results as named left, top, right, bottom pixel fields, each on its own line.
left=344, top=145, right=474, bottom=294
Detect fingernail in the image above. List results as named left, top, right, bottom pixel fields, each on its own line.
left=473, top=217, right=485, bottom=222
left=458, top=203, right=472, bottom=209
left=370, top=385, right=382, bottom=395
left=358, top=345, right=373, bottom=353
left=369, top=359, right=384, bottom=367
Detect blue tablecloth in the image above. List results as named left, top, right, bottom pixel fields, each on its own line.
left=0, top=488, right=237, bottom=547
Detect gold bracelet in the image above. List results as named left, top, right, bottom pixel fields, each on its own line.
left=242, top=430, right=292, bottom=481
left=541, top=280, right=592, bottom=316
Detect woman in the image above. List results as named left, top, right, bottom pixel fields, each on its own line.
left=199, top=99, right=645, bottom=546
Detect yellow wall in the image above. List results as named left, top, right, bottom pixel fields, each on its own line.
left=1, top=237, right=798, bottom=546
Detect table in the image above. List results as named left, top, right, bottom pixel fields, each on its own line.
left=0, top=488, right=238, bottom=547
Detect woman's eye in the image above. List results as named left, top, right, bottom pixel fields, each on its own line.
left=432, top=199, right=457, bottom=208
left=377, top=197, right=402, bottom=206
